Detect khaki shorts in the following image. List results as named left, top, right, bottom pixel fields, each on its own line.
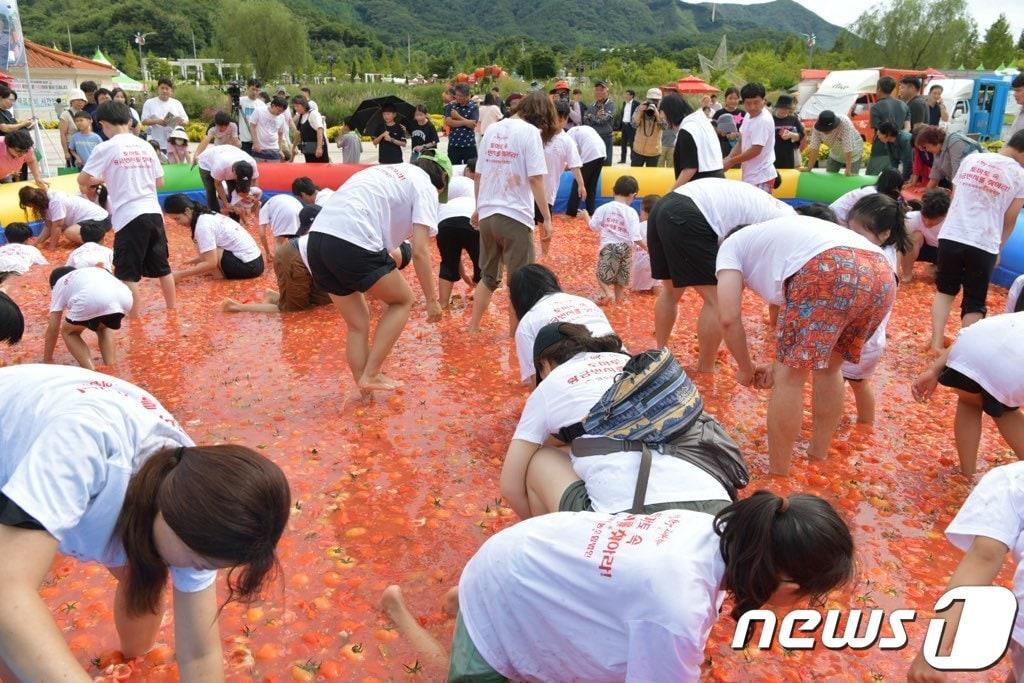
left=448, top=612, right=507, bottom=683
left=478, top=213, right=535, bottom=291
left=275, top=241, right=332, bottom=312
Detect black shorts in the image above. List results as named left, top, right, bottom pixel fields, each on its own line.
left=533, top=202, right=554, bottom=226
left=939, top=366, right=1018, bottom=418
left=646, top=192, right=719, bottom=287
left=112, top=214, right=171, bottom=283
left=0, top=492, right=43, bottom=530
left=437, top=217, right=481, bottom=283
left=306, top=232, right=396, bottom=296
left=917, top=243, right=938, bottom=264
left=935, top=239, right=997, bottom=317
left=67, top=312, right=125, bottom=331
left=220, top=251, right=265, bottom=280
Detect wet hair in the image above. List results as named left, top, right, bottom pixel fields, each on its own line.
left=921, top=187, right=951, bottom=219
left=1008, top=130, right=1024, bottom=152
left=3, top=222, right=32, bottom=244
left=613, top=175, right=639, bottom=197
left=515, top=91, right=560, bottom=145
left=658, top=93, right=694, bottom=127
left=96, top=101, right=132, bottom=126
left=49, top=265, right=75, bottom=288
left=900, top=76, right=922, bottom=92
left=876, top=121, right=899, bottom=138
left=847, top=193, right=910, bottom=253
left=232, top=161, right=254, bottom=194
left=18, top=186, right=49, bottom=218
left=79, top=221, right=108, bottom=244
left=4, top=130, right=32, bottom=153
left=510, top=263, right=562, bottom=320
left=876, top=76, right=897, bottom=95
left=916, top=125, right=945, bottom=147
left=291, top=94, right=309, bottom=112
left=163, top=193, right=212, bottom=239
left=291, top=176, right=319, bottom=198
left=715, top=490, right=854, bottom=620
left=213, top=111, right=231, bottom=127
left=641, top=194, right=660, bottom=215
left=269, top=96, right=287, bottom=110
left=739, top=82, right=766, bottom=100
left=0, top=291, right=23, bottom=344
left=411, top=156, right=448, bottom=193
left=534, top=322, right=626, bottom=371
left=73, top=110, right=94, bottom=122
left=874, top=169, right=904, bottom=201
left=114, top=445, right=290, bottom=616
left=795, top=202, right=838, bottom=223
left=157, top=78, right=174, bottom=89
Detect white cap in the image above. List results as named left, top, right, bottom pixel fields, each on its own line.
left=67, top=88, right=86, bottom=103
left=168, top=126, right=189, bottom=142
left=646, top=87, right=663, bottom=101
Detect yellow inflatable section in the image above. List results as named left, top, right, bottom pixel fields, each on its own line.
left=0, top=175, right=84, bottom=226
left=599, top=167, right=802, bottom=198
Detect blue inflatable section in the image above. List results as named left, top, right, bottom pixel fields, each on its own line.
left=995, top=213, right=1024, bottom=288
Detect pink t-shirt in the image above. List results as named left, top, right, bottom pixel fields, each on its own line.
left=0, top=139, right=31, bottom=178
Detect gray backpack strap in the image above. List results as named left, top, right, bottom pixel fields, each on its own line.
left=630, top=443, right=653, bottom=514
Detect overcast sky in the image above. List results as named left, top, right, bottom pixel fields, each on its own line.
left=683, top=0, right=1020, bottom=36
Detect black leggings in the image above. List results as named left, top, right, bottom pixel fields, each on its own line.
left=567, top=158, right=603, bottom=217
left=436, top=217, right=481, bottom=283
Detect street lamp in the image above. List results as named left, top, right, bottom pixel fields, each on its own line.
left=134, top=32, right=156, bottom=81
left=800, top=33, right=816, bottom=69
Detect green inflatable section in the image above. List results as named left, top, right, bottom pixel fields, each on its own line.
left=161, top=163, right=203, bottom=191
left=795, top=172, right=878, bottom=204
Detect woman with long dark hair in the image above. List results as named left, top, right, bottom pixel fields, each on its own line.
left=0, top=364, right=290, bottom=681
left=163, top=194, right=265, bottom=281
left=18, top=185, right=110, bottom=249
left=379, top=489, right=853, bottom=681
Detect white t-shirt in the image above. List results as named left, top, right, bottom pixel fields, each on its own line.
left=197, top=145, right=259, bottom=182
left=248, top=108, right=289, bottom=151
left=1008, top=274, right=1024, bottom=314
left=297, top=109, right=325, bottom=131
left=739, top=108, right=776, bottom=185
left=229, top=187, right=263, bottom=212
left=66, top=242, right=114, bottom=271
left=477, top=118, right=548, bottom=229
left=543, top=132, right=582, bottom=205
left=140, top=96, right=188, bottom=150
left=46, top=191, right=108, bottom=226
left=459, top=509, right=725, bottom=682
left=589, top=200, right=642, bottom=247
left=677, top=178, right=794, bottom=241
left=314, top=188, right=334, bottom=207
left=194, top=214, right=262, bottom=263
left=906, top=210, right=944, bottom=248
left=946, top=460, right=1024, bottom=645
left=513, top=352, right=729, bottom=512
left=829, top=186, right=876, bottom=226
left=514, top=293, right=615, bottom=382
left=50, top=266, right=132, bottom=322
left=311, top=164, right=439, bottom=252
left=259, top=194, right=304, bottom=238
left=941, top=153, right=1024, bottom=254
left=946, top=312, right=1024, bottom=408
left=82, top=133, right=164, bottom=230
left=0, top=243, right=47, bottom=275
left=237, top=96, right=266, bottom=143
left=567, top=125, right=608, bottom=164
left=0, top=364, right=214, bottom=592
left=438, top=175, right=475, bottom=222
left=715, top=215, right=885, bottom=305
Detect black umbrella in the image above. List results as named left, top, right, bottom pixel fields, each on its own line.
left=350, top=95, right=416, bottom=137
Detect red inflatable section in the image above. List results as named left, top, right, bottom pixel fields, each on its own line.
left=254, top=163, right=370, bottom=192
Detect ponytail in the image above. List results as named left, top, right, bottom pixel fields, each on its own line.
left=163, top=193, right=212, bottom=240
left=848, top=193, right=910, bottom=254
left=714, top=490, right=854, bottom=620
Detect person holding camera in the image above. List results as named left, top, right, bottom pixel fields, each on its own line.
left=583, top=81, right=615, bottom=165
left=630, top=88, right=665, bottom=167
left=232, top=79, right=266, bottom=154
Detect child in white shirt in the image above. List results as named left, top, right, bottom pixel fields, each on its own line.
left=43, top=265, right=133, bottom=370
left=589, top=175, right=645, bottom=303
left=0, top=223, right=47, bottom=282
left=631, top=194, right=661, bottom=293
left=65, top=221, right=113, bottom=271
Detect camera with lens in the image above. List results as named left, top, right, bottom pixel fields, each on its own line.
left=643, top=99, right=658, bottom=118
left=226, top=81, right=241, bottom=111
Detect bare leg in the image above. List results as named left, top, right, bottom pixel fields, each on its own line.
left=962, top=311, right=983, bottom=329
left=995, top=410, right=1024, bottom=459
left=63, top=224, right=84, bottom=246
left=807, top=354, right=846, bottom=460
left=443, top=587, right=460, bottom=616
left=613, top=284, right=625, bottom=304
left=330, top=292, right=371, bottom=386
left=849, top=378, right=876, bottom=425
left=439, top=279, right=455, bottom=308
left=508, top=306, right=518, bottom=339
left=902, top=233, right=924, bottom=281
left=767, top=362, right=810, bottom=476
left=379, top=586, right=448, bottom=667
left=524, top=446, right=583, bottom=517
left=654, top=283, right=684, bottom=348
left=930, top=292, right=956, bottom=352
left=468, top=282, right=495, bottom=333
left=222, top=300, right=281, bottom=313
left=158, top=274, right=177, bottom=312
left=596, top=280, right=612, bottom=302
left=61, top=323, right=94, bottom=370
left=125, top=281, right=143, bottom=318
left=768, top=304, right=780, bottom=330
left=97, top=326, right=117, bottom=365
left=358, top=269, right=414, bottom=389
left=953, top=391, right=984, bottom=476
left=695, top=285, right=722, bottom=373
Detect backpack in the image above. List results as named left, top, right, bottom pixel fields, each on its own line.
left=564, top=349, right=749, bottom=513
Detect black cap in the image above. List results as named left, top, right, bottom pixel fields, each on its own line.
left=775, top=94, right=794, bottom=109
left=532, top=322, right=571, bottom=385
left=297, top=204, right=322, bottom=236
left=814, top=110, right=838, bottom=132
left=594, top=80, right=608, bottom=88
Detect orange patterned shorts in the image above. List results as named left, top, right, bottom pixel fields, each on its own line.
left=777, top=247, right=896, bottom=370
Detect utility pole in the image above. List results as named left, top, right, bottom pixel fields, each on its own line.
left=66, top=25, right=72, bottom=53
